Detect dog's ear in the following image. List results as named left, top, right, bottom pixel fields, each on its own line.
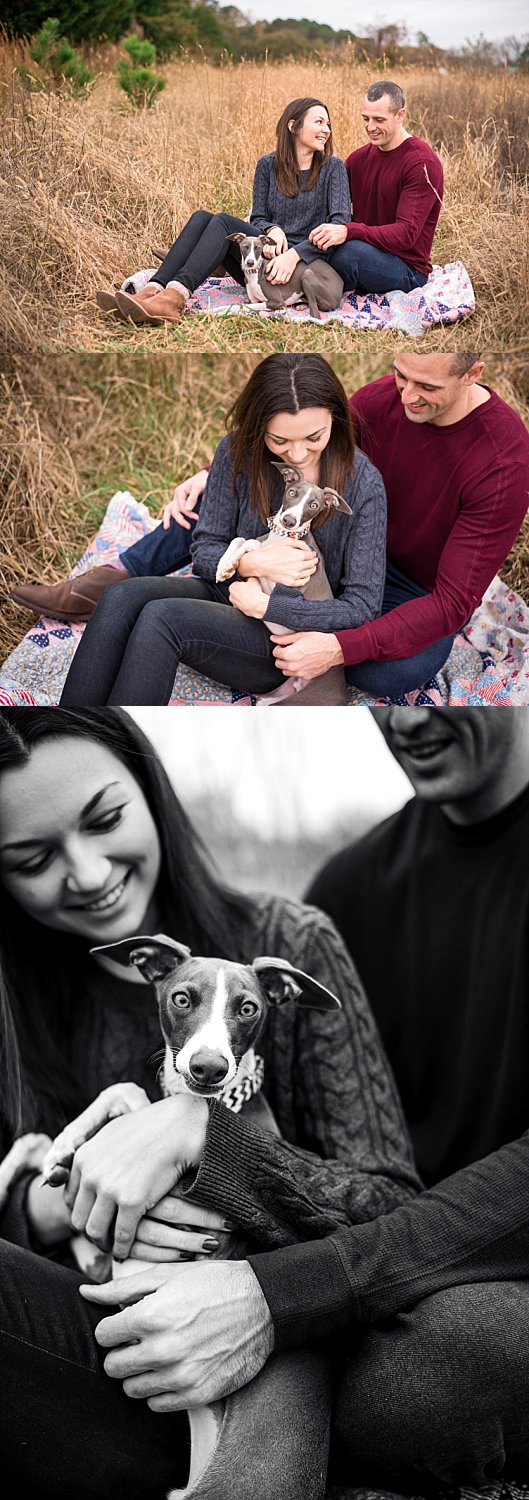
left=271, top=461, right=304, bottom=485
left=323, top=487, right=353, bottom=515
left=226, top=232, right=246, bottom=244
left=262, top=234, right=278, bottom=246
left=90, top=934, right=192, bottom=983
left=252, top=957, right=341, bottom=1010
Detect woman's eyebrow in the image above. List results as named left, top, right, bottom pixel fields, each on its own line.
left=0, top=782, right=122, bottom=852
left=268, top=427, right=325, bottom=441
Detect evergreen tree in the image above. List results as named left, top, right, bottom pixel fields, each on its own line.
left=3, top=1, right=135, bottom=42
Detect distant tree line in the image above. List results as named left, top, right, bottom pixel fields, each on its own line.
left=4, top=1, right=529, bottom=70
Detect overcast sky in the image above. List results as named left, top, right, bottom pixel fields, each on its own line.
left=130, top=707, right=413, bottom=837
left=245, top=2, right=527, bottom=49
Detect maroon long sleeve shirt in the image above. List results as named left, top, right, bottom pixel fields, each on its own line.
left=345, top=136, right=444, bottom=275
left=334, top=376, right=529, bottom=668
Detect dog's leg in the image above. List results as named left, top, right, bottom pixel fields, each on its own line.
left=215, top=537, right=255, bottom=583
left=167, top=1348, right=331, bottom=1500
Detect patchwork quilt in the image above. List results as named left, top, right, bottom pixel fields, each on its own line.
left=121, top=260, right=475, bottom=337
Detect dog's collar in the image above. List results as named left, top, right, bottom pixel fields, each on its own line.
left=221, top=1053, right=264, bottom=1113
left=267, top=516, right=311, bottom=540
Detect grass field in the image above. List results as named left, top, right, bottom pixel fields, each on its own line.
left=1, top=43, right=529, bottom=353
left=1, top=351, right=528, bottom=661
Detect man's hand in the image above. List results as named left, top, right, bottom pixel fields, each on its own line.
left=80, top=1259, right=275, bottom=1409
left=309, top=224, right=348, bottom=251
left=161, top=469, right=209, bottom=530
left=271, top=631, right=344, bottom=680
left=63, top=1095, right=208, bottom=1261
left=265, top=248, right=300, bottom=285
left=229, top=579, right=268, bottom=619
left=262, top=226, right=287, bottom=257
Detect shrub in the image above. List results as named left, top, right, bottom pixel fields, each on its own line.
left=18, top=17, right=93, bottom=93
left=117, top=33, right=167, bottom=107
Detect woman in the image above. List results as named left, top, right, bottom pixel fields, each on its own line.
left=59, top=355, right=387, bottom=706
left=97, top=98, right=351, bottom=326
left=0, top=707, right=418, bottom=1499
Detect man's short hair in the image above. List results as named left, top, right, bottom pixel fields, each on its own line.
left=365, top=82, right=406, bottom=112
left=450, top=354, right=481, bottom=375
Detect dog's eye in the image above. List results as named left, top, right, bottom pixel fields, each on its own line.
left=309, top=500, right=319, bottom=509
left=170, top=992, right=191, bottom=1009
left=287, top=488, right=297, bottom=497
left=239, top=998, right=259, bottom=1019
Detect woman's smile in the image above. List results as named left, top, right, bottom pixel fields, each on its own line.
left=65, top=867, right=133, bottom=915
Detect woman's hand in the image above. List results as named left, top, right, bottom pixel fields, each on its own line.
left=239, top=537, right=318, bottom=589
left=161, top=469, right=209, bottom=530
left=64, top=1094, right=209, bottom=1261
left=271, top=630, right=344, bottom=679
left=262, top=226, right=287, bottom=257
left=26, top=1173, right=74, bottom=1246
left=265, top=248, right=301, bottom=285
left=80, top=1259, right=275, bottom=1409
left=131, top=1187, right=236, bottom=1263
left=309, top=223, right=348, bottom=251
left=229, top=579, right=268, bottom=619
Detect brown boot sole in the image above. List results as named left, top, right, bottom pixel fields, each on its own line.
left=95, top=289, right=130, bottom=321
left=115, top=291, right=184, bottom=325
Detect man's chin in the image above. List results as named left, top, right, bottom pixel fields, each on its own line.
left=403, top=406, right=432, bottom=423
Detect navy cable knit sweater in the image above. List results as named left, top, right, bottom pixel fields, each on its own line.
left=249, top=153, right=351, bottom=263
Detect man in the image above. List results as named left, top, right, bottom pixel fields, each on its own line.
left=272, top=353, right=529, bottom=696
left=309, top=80, right=444, bottom=295
left=13, top=354, right=529, bottom=702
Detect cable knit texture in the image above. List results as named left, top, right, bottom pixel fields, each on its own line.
left=190, top=436, right=387, bottom=634
left=250, top=154, right=351, bottom=262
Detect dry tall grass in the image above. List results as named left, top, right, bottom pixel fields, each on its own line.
left=1, top=40, right=528, bottom=352
left=1, top=352, right=528, bottom=661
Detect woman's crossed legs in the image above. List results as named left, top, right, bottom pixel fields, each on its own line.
left=59, top=577, right=286, bottom=706
left=149, top=211, right=256, bottom=295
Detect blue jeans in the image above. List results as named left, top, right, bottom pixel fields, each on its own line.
left=60, top=576, right=285, bottom=705
left=122, top=515, right=193, bottom=576
left=2, top=1239, right=528, bottom=1496
left=148, top=209, right=252, bottom=293
left=120, top=528, right=456, bottom=701
left=0, top=1239, right=330, bottom=1500
left=346, top=559, right=457, bottom=698
left=328, top=239, right=428, bottom=295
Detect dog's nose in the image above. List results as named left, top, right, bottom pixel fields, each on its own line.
left=280, top=512, right=296, bottom=529
left=188, top=1048, right=230, bottom=1086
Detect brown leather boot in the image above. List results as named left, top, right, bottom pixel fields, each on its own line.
left=10, top=565, right=129, bottom=622
left=115, top=288, right=187, bottom=324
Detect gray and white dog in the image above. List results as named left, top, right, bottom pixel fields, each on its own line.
left=227, top=232, right=343, bottom=320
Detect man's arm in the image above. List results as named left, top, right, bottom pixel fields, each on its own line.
left=335, top=459, right=529, bottom=667
left=248, top=1130, right=529, bottom=1350
left=344, top=156, right=443, bottom=261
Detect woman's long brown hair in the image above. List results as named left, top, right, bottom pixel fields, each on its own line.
left=274, top=97, right=333, bottom=196
left=227, top=353, right=356, bottom=526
